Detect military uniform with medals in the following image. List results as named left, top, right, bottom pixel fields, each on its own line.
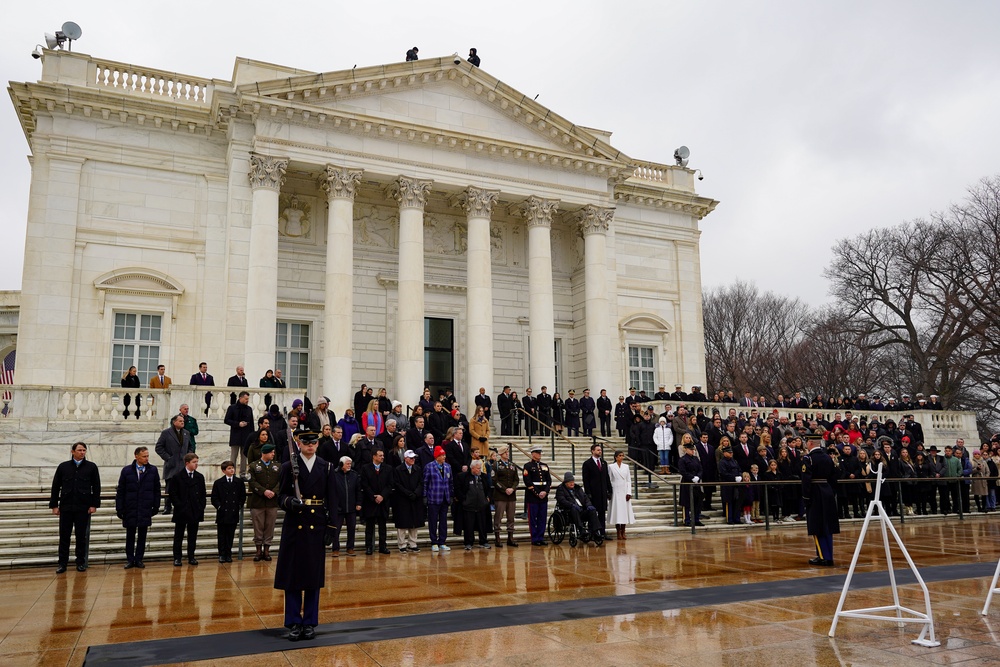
left=247, top=443, right=281, bottom=561
left=801, top=436, right=840, bottom=566
left=522, top=448, right=552, bottom=545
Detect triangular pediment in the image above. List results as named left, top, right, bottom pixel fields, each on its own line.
left=234, top=57, right=630, bottom=165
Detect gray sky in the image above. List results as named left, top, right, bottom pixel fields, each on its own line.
left=3, top=1, right=999, bottom=300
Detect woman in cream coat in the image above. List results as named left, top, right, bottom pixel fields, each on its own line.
left=608, top=450, right=636, bottom=540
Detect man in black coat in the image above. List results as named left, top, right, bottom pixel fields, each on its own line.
left=168, top=453, right=207, bottom=566
left=211, top=460, right=247, bottom=563
left=49, top=442, right=102, bottom=573
left=581, top=443, right=612, bottom=539
left=391, top=450, right=424, bottom=553
left=802, top=435, right=840, bottom=566
left=189, top=361, right=215, bottom=414
left=360, top=449, right=394, bottom=555
left=274, top=432, right=331, bottom=641
left=695, top=432, right=718, bottom=510
left=677, top=441, right=704, bottom=526
left=536, top=386, right=553, bottom=427
left=155, top=414, right=190, bottom=515
left=497, top=386, right=514, bottom=436
left=474, top=388, right=492, bottom=420
left=521, top=388, right=537, bottom=436
left=224, top=391, right=254, bottom=475
left=596, top=389, right=613, bottom=437
left=445, top=427, right=472, bottom=537
left=115, top=446, right=160, bottom=568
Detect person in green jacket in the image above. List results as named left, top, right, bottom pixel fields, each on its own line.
left=180, top=403, right=199, bottom=452
left=942, top=446, right=963, bottom=515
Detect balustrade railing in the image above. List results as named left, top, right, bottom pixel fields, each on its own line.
left=89, top=59, right=213, bottom=104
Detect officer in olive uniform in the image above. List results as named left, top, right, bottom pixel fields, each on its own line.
left=273, top=432, right=332, bottom=642
left=801, top=434, right=840, bottom=566
left=522, top=445, right=552, bottom=545
left=247, top=443, right=281, bottom=561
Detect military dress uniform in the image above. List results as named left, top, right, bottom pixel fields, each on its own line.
left=246, top=448, right=281, bottom=561
left=801, top=443, right=840, bottom=566
left=273, top=450, right=332, bottom=639
left=522, top=452, right=552, bottom=545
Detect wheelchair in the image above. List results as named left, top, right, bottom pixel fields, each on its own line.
left=547, top=506, right=604, bottom=547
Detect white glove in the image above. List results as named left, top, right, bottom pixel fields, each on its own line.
left=735, top=476, right=742, bottom=482
left=692, top=476, right=700, bottom=483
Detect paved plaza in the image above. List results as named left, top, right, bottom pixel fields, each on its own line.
left=2, top=518, right=1000, bottom=666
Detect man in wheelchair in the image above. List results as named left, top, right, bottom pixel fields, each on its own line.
left=555, top=472, right=602, bottom=544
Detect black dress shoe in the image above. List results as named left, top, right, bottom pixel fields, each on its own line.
left=378, top=548, right=391, bottom=555
left=76, top=564, right=87, bottom=572
left=302, top=625, right=316, bottom=640
left=822, top=560, right=835, bottom=567
left=365, top=548, right=374, bottom=555
left=695, top=521, right=706, bottom=526
left=287, top=624, right=303, bottom=642
left=55, top=565, right=67, bottom=574
left=225, top=556, right=233, bottom=563
left=174, top=559, right=182, bottom=566
left=218, top=557, right=226, bottom=563
left=136, top=561, right=145, bottom=569
left=808, top=557, right=826, bottom=565
left=124, top=562, right=135, bottom=569
left=188, top=558, right=199, bottom=566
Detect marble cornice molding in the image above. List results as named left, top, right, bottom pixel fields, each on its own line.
left=248, top=153, right=288, bottom=191
left=614, top=184, right=718, bottom=220
left=387, top=176, right=433, bottom=210
left=237, top=94, right=631, bottom=179
left=376, top=274, right=466, bottom=293
left=511, top=196, right=559, bottom=229
left=319, top=165, right=364, bottom=201
left=451, top=187, right=500, bottom=219
left=576, top=204, right=614, bottom=236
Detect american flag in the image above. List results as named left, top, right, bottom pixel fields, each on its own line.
left=1, top=350, right=14, bottom=409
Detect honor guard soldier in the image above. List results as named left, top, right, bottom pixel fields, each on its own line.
left=801, top=433, right=840, bottom=566
left=273, top=432, right=332, bottom=642
left=522, top=445, right=552, bottom=545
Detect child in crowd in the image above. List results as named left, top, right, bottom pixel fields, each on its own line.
left=748, top=464, right=762, bottom=523
left=740, top=472, right=755, bottom=525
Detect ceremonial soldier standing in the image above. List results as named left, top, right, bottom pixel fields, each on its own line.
left=522, top=445, right=552, bottom=546
left=274, top=432, right=331, bottom=642
left=247, top=443, right=281, bottom=561
left=677, top=441, right=704, bottom=526
left=802, top=434, right=840, bottom=566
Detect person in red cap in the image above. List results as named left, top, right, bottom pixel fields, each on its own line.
left=422, top=445, right=454, bottom=552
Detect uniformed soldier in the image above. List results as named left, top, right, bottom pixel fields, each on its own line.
left=247, top=443, right=281, bottom=561
left=801, top=433, right=840, bottom=566
left=273, top=432, right=332, bottom=642
left=522, top=445, right=552, bottom=545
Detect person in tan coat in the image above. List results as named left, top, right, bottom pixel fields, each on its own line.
left=149, top=364, right=172, bottom=389
left=469, top=406, right=491, bottom=458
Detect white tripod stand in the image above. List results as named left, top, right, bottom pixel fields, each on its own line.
left=981, top=559, right=1000, bottom=615
left=829, top=462, right=940, bottom=646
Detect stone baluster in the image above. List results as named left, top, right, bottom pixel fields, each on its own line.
left=246, top=153, right=288, bottom=378
left=389, top=176, right=433, bottom=404
left=320, top=165, right=363, bottom=414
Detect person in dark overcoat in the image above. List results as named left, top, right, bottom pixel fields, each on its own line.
left=695, top=432, right=718, bottom=510
left=155, top=414, right=191, bottom=514
left=168, top=452, right=206, bottom=566
left=581, top=443, right=612, bottom=539
left=274, top=432, right=331, bottom=641
left=329, top=455, right=361, bottom=556
left=49, top=441, right=102, bottom=573
left=360, top=448, right=394, bottom=555
left=391, top=450, right=425, bottom=552
left=802, top=435, right=840, bottom=566
left=224, top=391, right=255, bottom=475
left=677, top=441, right=704, bottom=526
left=115, top=446, right=160, bottom=568
left=211, top=460, right=247, bottom=563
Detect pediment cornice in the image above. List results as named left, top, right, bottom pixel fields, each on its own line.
left=614, top=181, right=719, bottom=220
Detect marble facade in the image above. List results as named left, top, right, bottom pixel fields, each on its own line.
left=7, top=50, right=718, bottom=413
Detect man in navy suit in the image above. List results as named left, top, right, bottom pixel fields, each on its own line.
left=190, top=362, right=215, bottom=414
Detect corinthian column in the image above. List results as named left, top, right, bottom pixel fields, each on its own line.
left=454, top=187, right=500, bottom=402
left=577, top=205, right=615, bottom=393
left=389, top=176, right=433, bottom=404
left=320, top=165, right=363, bottom=413
left=245, top=153, right=288, bottom=377
left=517, top=196, right=559, bottom=392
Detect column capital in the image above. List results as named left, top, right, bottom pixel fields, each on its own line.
left=388, top=176, right=433, bottom=209
left=513, top=196, right=559, bottom=228
left=576, top=204, right=614, bottom=235
left=320, top=165, right=364, bottom=201
left=452, top=186, right=500, bottom=218
left=248, top=153, right=288, bottom=191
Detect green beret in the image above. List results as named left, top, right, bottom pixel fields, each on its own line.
left=261, top=444, right=275, bottom=454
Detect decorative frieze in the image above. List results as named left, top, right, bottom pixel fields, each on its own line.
left=247, top=153, right=287, bottom=191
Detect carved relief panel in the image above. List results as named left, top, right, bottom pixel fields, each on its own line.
left=278, top=193, right=317, bottom=243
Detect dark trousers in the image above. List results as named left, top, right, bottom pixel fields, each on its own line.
left=452, top=500, right=465, bottom=536
left=333, top=513, right=356, bottom=551
left=217, top=523, right=236, bottom=559
left=173, top=522, right=199, bottom=560
left=721, top=487, right=739, bottom=524
left=683, top=488, right=703, bottom=525
left=567, top=506, right=601, bottom=537
left=500, top=414, right=512, bottom=436
left=284, top=589, right=320, bottom=627
left=594, top=503, right=608, bottom=536
left=463, top=507, right=490, bottom=546
left=125, top=525, right=148, bottom=563
left=527, top=501, right=548, bottom=542
left=600, top=415, right=611, bottom=437
left=57, top=510, right=90, bottom=566
left=961, top=482, right=971, bottom=513
left=427, top=503, right=448, bottom=545
left=364, top=516, right=387, bottom=551
left=942, top=482, right=961, bottom=514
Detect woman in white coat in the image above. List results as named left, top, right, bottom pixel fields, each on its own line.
left=608, top=450, right=636, bottom=540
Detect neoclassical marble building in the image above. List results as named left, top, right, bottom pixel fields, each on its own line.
left=7, top=49, right=717, bottom=413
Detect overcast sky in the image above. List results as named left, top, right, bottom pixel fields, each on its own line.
left=2, top=1, right=999, bottom=300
